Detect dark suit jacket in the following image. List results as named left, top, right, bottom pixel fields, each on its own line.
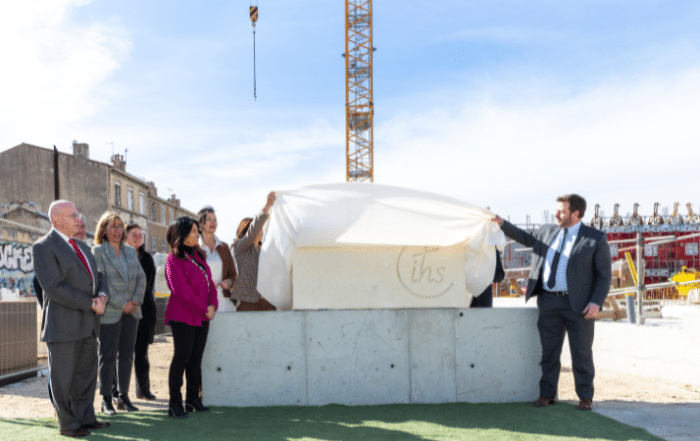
left=137, top=246, right=157, bottom=343
left=32, top=230, right=109, bottom=343
left=501, top=220, right=611, bottom=313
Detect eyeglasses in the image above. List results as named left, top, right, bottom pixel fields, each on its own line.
left=108, top=225, right=124, bottom=230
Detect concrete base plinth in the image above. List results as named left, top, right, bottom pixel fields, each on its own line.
left=202, top=308, right=540, bottom=407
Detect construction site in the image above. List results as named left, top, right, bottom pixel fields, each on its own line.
left=500, top=201, right=700, bottom=322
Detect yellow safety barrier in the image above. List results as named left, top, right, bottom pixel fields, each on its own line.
left=624, top=252, right=638, bottom=297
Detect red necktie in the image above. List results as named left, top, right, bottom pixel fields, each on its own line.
left=69, top=239, right=94, bottom=281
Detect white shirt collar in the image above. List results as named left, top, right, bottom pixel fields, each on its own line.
left=199, top=234, right=222, bottom=255
left=565, top=220, right=582, bottom=237
left=52, top=227, right=73, bottom=245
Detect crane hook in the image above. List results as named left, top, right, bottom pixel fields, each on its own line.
left=250, top=4, right=258, bottom=100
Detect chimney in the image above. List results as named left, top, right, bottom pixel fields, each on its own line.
left=111, top=154, right=126, bottom=171
left=169, top=194, right=180, bottom=207
left=72, top=141, right=90, bottom=160
left=147, top=182, right=157, bottom=196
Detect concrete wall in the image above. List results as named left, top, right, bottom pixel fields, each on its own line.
left=202, top=308, right=540, bottom=406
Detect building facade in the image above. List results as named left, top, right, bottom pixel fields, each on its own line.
left=0, top=142, right=195, bottom=255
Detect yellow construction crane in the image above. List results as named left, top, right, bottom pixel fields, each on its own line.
left=344, top=0, right=374, bottom=182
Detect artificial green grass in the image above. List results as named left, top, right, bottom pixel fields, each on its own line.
left=0, top=402, right=662, bottom=441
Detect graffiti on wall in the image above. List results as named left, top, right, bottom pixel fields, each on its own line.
left=0, top=241, right=35, bottom=301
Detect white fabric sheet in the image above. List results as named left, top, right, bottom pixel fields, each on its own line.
left=258, top=182, right=507, bottom=310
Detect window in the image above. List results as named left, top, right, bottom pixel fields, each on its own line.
left=128, top=188, right=134, bottom=211
left=161, top=206, right=166, bottom=224
left=170, top=208, right=174, bottom=224
left=151, top=202, right=157, bottom=221
left=152, top=237, right=157, bottom=252
left=114, top=182, right=121, bottom=206
left=644, top=245, right=658, bottom=257
left=140, top=192, right=146, bottom=215
left=162, top=239, right=167, bottom=252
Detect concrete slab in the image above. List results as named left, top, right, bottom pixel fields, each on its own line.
left=305, top=310, right=410, bottom=405
left=455, top=308, right=540, bottom=403
left=202, top=308, right=540, bottom=406
left=407, top=309, right=457, bottom=403
left=594, top=402, right=700, bottom=441
left=203, top=311, right=307, bottom=406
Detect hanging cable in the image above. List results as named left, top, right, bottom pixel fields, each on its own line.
left=250, top=4, right=258, bottom=100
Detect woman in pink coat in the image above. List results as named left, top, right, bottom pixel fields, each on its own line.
left=164, top=217, right=218, bottom=419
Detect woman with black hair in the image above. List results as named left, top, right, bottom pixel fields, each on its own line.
left=163, top=217, right=218, bottom=419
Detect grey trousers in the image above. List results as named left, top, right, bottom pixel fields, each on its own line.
left=47, top=336, right=98, bottom=431
left=98, top=314, right=139, bottom=397
left=536, top=292, right=595, bottom=401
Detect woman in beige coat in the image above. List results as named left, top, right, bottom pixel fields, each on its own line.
left=231, top=192, right=276, bottom=311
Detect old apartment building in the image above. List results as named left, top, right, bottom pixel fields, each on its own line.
left=0, top=142, right=195, bottom=255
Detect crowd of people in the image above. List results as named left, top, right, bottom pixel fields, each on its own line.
left=32, top=191, right=611, bottom=437
left=32, top=192, right=279, bottom=436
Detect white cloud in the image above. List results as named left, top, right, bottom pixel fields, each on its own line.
left=376, top=64, right=700, bottom=222
left=0, top=0, right=130, bottom=147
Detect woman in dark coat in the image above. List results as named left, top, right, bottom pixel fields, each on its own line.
left=125, top=223, right=158, bottom=400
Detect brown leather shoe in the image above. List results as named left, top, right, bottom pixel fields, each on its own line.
left=577, top=399, right=593, bottom=411
left=81, top=421, right=111, bottom=430
left=59, top=428, right=90, bottom=437
left=533, top=396, right=556, bottom=407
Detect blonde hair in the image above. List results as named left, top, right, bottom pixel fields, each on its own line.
left=94, top=211, right=125, bottom=245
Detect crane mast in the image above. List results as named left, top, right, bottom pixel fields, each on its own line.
left=345, top=0, right=374, bottom=182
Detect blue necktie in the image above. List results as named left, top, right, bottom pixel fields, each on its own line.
left=546, top=229, right=568, bottom=290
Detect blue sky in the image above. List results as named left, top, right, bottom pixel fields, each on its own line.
left=1, top=1, right=699, bottom=242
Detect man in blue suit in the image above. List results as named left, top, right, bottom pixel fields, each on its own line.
left=493, top=194, right=611, bottom=411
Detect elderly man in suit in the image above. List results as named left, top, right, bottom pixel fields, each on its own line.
left=33, top=201, right=111, bottom=437
left=493, top=194, right=611, bottom=411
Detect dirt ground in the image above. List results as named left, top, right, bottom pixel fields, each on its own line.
left=2, top=320, right=699, bottom=420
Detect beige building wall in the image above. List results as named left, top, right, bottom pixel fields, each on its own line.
left=146, top=185, right=195, bottom=255
left=0, top=142, right=196, bottom=255
left=106, top=163, right=150, bottom=246
left=0, top=143, right=110, bottom=233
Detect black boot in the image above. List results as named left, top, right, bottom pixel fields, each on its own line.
left=168, top=402, right=189, bottom=419
left=117, top=394, right=139, bottom=412
left=136, top=378, right=156, bottom=400
left=138, top=390, right=157, bottom=400
left=101, top=396, right=117, bottom=416
left=185, top=398, right=210, bottom=413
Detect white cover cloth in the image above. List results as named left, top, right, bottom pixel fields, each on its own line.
left=258, top=182, right=507, bottom=310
